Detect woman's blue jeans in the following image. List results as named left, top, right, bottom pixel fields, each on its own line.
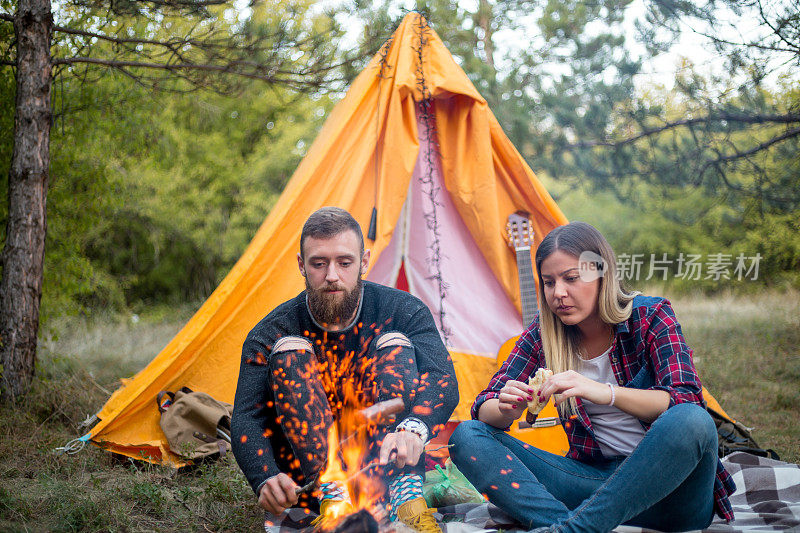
left=449, top=403, right=718, bottom=532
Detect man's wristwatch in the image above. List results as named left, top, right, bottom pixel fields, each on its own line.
left=396, top=417, right=429, bottom=444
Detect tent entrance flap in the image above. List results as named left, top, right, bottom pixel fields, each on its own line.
left=367, top=103, right=522, bottom=357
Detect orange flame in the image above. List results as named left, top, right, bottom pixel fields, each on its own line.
left=315, top=403, right=385, bottom=528
left=281, top=324, right=425, bottom=529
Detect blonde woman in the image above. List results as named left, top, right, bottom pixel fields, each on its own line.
left=449, top=222, right=735, bottom=532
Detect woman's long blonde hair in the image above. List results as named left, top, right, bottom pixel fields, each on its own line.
left=534, top=222, right=639, bottom=416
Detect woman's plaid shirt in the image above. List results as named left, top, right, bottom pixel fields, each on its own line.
left=471, top=295, right=736, bottom=522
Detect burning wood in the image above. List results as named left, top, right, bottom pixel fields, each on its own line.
left=330, top=509, right=379, bottom=533
left=326, top=509, right=417, bottom=533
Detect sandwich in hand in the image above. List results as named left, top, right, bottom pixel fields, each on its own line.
left=527, top=368, right=553, bottom=415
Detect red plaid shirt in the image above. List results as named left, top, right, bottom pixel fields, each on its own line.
left=472, top=295, right=736, bottom=522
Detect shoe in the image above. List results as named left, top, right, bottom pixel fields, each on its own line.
left=311, top=499, right=355, bottom=528
left=395, top=497, right=441, bottom=533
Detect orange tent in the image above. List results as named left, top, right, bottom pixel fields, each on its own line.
left=88, top=12, right=568, bottom=464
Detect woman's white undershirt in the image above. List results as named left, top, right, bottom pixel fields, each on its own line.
left=576, top=347, right=646, bottom=458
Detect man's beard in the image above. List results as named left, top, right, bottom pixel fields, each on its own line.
left=306, top=276, right=363, bottom=328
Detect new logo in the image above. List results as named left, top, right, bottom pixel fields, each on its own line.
left=578, top=251, right=606, bottom=282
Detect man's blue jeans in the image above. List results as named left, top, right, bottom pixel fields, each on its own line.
left=449, top=403, right=718, bottom=532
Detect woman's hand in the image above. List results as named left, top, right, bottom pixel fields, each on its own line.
left=537, top=371, right=671, bottom=422
left=538, top=370, right=612, bottom=406
left=496, top=379, right=534, bottom=418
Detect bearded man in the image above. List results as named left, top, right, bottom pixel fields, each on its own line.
left=231, top=207, right=458, bottom=532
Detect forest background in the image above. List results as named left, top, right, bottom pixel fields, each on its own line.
left=1, top=0, right=798, bottom=321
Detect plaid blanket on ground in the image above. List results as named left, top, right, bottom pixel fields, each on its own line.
left=264, top=452, right=800, bottom=532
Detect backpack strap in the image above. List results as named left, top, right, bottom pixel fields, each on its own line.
left=156, top=391, right=175, bottom=413
left=156, top=388, right=193, bottom=413
left=193, top=431, right=216, bottom=443
left=191, top=432, right=228, bottom=457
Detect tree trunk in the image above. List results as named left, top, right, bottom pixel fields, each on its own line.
left=0, top=0, right=52, bottom=400
left=476, top=0, right=495, bottom=72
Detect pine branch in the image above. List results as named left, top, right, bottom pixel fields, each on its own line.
left=52, top=23, right=305, bottom=54
left=566, top=113, right=800, bottom=149
left=54, top=56, right=285, bottom=83
left=756, top=0, right=800, bottom=55
left=53, top=24, right=194, bottom=48
left=51, top=55, right=348, bottom=92
left=699, top=126, right=800, bottom=171
left=137, top=0, right=226, bottom=7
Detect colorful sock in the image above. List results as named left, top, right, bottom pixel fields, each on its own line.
left=388, top=473, right=424, bottom=521
left=318, top=481, right=351, bottom=504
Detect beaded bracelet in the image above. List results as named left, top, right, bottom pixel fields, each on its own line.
left=606, top=383, right=616, bottom=406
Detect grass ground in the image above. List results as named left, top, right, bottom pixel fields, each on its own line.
left=0, top=306, right=263, bottom=532
left=666, top=290, right=800, bottom=463
left=0, top=292, right=798, bottom=531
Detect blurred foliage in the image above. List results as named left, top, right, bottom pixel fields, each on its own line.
left=50, top=71, right=331, bottom=312
left=75, top=75, right=332, bottom=308
left=551, top=179, right=800, bottom=293
left=48, top=0, right=346, bottom=92
left=1, top=0, right=798, bottom=321
left=2, top=1, right=336, bottom=319
left=546, top=81, right=800, bottom=292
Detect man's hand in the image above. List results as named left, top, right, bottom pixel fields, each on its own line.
left=379, top=430, right=424, bottom=468
left=258, top=473, right=299, bottom=515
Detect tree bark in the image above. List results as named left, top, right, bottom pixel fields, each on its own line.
left=476, top=0, right=495, bottom=71
left=1, top=0, right=52, bottom=400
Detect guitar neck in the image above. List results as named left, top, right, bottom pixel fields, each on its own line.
left=515, top=246, right=538, bottom=326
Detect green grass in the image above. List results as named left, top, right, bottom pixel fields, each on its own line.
left=1, top=292, right=798, bottom=530
left=666, top=290, right=800, bottom=464
left=1, top=307, right=262, bottom=532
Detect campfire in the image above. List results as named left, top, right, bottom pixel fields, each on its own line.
left=314, top=398, right=406, bottom=530
left=265, top=325, right=445, bottom=532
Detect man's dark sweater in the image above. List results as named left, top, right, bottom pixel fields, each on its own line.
left=231, top=281, right=459, bottom=495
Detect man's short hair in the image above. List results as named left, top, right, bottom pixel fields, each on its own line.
left=300, top=207, right=365, bottom=258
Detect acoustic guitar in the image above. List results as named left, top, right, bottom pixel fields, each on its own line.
left=497, top=213, right=568, bottom=453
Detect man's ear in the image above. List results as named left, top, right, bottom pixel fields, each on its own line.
left=297, top=252, right=306, bottom=277
left=361, top=249, right=371, bottom=275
